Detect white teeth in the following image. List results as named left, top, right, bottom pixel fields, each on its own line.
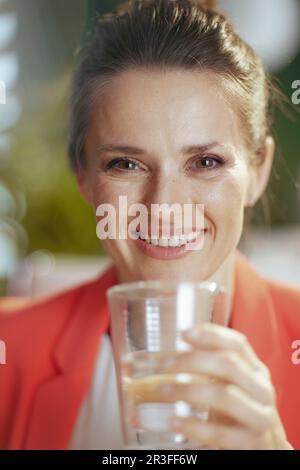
left=168, top=236, right=179, bottom=247
left=150, top=237, right=158, bottom=246
left=158, top=237, right=168, bottom=247
left=138, top=232, right=200, bottom=247
left=187, top=233, right=197, bottom=242
left=179, top=236, right=186, bottom=246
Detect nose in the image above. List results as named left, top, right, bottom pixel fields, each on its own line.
left=144, top=170, right=186, bottom=215
left=141, top=171, right=202, bottom=237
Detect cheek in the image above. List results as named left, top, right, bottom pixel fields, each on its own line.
left=91, top=177, right=144, bottom=234
left=201, top=172, right=248, bottom=234
left=89, top=177, right=134, bottom=209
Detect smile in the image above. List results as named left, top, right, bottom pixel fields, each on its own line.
left=133, top=230, right=207, bottom=260
left=138, top=232, right=200, bottom=247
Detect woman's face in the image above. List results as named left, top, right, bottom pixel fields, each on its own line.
left=79, top=68, right=270, bottom=282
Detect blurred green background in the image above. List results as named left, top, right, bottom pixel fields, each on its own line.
left=0, top=0, right=300, bottom=295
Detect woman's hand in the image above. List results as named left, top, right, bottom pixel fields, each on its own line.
left=159, top=323, right=293, bottom=450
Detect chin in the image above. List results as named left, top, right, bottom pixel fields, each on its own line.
left=127, top=259, right=211, bottom=283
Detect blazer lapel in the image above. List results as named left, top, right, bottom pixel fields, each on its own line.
left=24, top=262, right=119, bottom=449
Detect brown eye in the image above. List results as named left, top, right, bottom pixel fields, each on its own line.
left=106, top=158, right=140, bottom=171
left=192, top=155, right=225, bottom=170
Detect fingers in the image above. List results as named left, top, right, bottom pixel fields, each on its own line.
left=160, top=349, right=275, bottom=406
left=182, top=323, right=263, bottom=372
left=160, top=381, right=275, bottom=433
left=169, top=416, right=269, bottom=450
left=152, top=323, right=285, bottom=450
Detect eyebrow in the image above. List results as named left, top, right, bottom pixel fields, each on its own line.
left=97, top=142, right=222, bottom=155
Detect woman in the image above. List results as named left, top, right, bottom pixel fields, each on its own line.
left=0, top=0, right=300, bottom=450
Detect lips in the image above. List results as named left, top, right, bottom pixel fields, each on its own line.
left=132, top=230, right=206, bottom=260
left=138, top=232, right=199, bottom=247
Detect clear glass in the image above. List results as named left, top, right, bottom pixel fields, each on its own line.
left=107, top=280, right=227, bottom=450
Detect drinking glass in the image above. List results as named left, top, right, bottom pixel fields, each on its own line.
left=107, top=280, right=227, bottom=449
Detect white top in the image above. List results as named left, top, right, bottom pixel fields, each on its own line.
left=68, top=334, right=126, bottom=450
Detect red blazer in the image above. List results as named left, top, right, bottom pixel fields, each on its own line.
left=0, top=251, right=300, bottom=450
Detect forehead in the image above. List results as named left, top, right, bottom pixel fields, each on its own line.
left=88, top=67, right=245, bottom=152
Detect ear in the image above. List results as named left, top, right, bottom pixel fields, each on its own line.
left=245, top=136, right=275, bottom=207
left=75, top=166, right=93, bottom=205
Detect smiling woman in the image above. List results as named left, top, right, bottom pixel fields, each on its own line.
left=0, top=0, right=300, bottom=451
left=79, top=68, right=261, bottom=284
